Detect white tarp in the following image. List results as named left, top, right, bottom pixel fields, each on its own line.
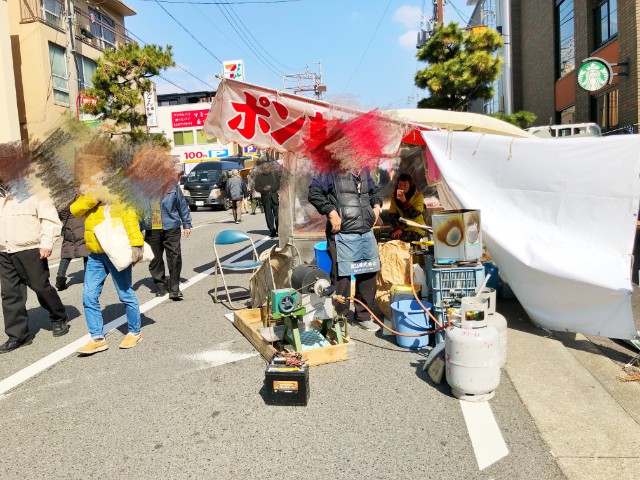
left=423, top=131, right=640, bottom=339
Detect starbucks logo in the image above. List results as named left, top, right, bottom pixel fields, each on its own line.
left=578, top=60, right=610, bottom=92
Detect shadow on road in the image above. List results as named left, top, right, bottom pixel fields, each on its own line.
left=28, top=304, right=82, bottom=338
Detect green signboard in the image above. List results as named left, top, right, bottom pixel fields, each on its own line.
left=577, top=59, right=611, bottom=92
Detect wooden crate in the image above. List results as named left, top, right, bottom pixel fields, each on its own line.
left=233, top=308, right=353, bottom=367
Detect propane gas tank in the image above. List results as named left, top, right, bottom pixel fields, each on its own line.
left=486, top=312, right=507, bottom=368
left=445, top=315, right=500, bottom=402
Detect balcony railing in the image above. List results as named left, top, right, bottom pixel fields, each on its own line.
left=74, top=7, right=131, bottom=51
left=19, top=0, right=131, bottom=51
left=20, top=0, right=65, bottom=30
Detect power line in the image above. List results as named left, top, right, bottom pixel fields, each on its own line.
left=222, top=1, right=296, bottom=71
left=93, top=13, right=213, bottom=92
left=193, top=4, right=304, bottom=84
left=448, top=0, right=470, bottom=25
left=342, top=0, right=393, bottom=93
left=215, top=2, right=282, bottom=80
left=154, top=0, right=224, bottom=63
left=158, top=75, right=189, bottom=92
left=124, top=28, right=218, bottom=91
left=137, top=0, right=301, bottom=3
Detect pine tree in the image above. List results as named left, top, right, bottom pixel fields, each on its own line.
left=415, top=23, right=503, bottom=111
left=83, top=42, right=175, bottom=143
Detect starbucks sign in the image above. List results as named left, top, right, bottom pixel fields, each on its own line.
left=577, top=58, right=611, bottom=92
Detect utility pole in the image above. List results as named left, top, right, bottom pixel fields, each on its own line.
left=437, top=0, right=444, bottom=25
left=417, top=0, right=444, bottom=48
left=64, top=0, right=78, bottom=116
left=282, top=61, right=326, bottom=100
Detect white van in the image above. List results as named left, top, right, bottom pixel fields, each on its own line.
left=526, top=123, right=601, bottom=138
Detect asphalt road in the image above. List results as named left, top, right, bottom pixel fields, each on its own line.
left=0, top=208, right=564, bottom=480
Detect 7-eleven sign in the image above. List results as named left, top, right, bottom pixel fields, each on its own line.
left=222, top=59, right=245, bottom=81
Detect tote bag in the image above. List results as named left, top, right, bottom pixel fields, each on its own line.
left=93, top=205, right=133, bottom=271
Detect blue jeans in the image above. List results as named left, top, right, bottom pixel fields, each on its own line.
left=83, top=253, right=141, bottom=339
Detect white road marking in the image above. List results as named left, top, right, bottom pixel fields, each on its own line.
left=0, top=236, right=271, bottom=396
left=460, top=400, right=509, bottom=470
left=49, top=258, right=83, bottom=270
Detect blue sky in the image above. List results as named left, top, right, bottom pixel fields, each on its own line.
left=126, top=0, right=475, bottom=109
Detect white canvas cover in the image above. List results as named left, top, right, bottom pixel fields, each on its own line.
left=423, top=131, right=640, bottom=339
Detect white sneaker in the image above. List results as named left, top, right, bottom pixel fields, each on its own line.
left=355, top=319, right=381, bottom=332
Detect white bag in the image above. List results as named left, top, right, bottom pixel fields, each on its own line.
left=141, top=242, right=154, bottom=263
left=93, top=205, right=133, bottom=272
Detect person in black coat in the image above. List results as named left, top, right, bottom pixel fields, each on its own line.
left=56, top=202, right=88, bottom=291
left=308, top=169, right=382, bottom=331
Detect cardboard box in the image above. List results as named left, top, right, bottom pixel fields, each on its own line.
left=432, top=209, right=482, bottom=262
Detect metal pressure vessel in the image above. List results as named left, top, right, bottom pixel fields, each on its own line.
left=445, top=316, right=501, bottom=402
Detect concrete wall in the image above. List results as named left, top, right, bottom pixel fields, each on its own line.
left=0, top=0, right=20, bottom=142
left=7, top=0, right=132, bottom=141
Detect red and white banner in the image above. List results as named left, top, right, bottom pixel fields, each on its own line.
left=172, top=109, right=209, bottom=129
left=203, top=79, right=407, bottom=157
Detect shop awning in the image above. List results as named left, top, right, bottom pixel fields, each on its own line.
left=423, top=130, right=640, bottom=339
left=390, top=108, right=534, bottom=138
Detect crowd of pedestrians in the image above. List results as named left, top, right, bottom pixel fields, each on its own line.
left=0, top=157, right=284, bottom=356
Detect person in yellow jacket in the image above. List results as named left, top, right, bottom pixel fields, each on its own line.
left=388, top=173, right=427, bottom=243
left=71, top=194, right=144, bottom=355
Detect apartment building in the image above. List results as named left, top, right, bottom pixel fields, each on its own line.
left=511, top=0, right=638, bottom=133
left=5, top=0, right=135, bottom=141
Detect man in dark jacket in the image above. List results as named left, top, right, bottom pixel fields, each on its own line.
left=225, top=169, right=247, bottom=224
left=254, top=162, right=281, bottom=238
left=308, top=169, right=382, bottom=331
left=144, top=182, right=192, bottom=300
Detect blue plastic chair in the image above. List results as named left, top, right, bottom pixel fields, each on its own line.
left=213, top=230, right=262, bottom=309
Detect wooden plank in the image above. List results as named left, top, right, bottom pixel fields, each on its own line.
left=234, top=308, right=352, bottom=367
left=234, top=309, right=277, bottom=363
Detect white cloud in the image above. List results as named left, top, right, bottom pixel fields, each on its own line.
left=351, top=11, right=362, bottom=21
left=398, top=30, right=418, bottom=50
left=393, top=5, right=421, bottom=29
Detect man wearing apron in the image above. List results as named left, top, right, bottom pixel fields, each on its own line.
left=308, top=169, right=382, bottom=331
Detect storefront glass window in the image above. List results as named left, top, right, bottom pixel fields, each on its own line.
left=557, top=0, right=575, bottom=78
left=593, top=88, right=619, bottom=131
left=173, top=131, right=194, bottom=146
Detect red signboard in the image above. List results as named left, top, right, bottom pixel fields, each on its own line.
left=171, top=109, right=209, bottom=128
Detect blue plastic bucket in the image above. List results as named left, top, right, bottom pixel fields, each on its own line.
left=390, top=300, right=432, bottom=349
left=314, top=241, right=355, bottom=280
left=314, top=241, right=332, bottom=276
left=483, top=262, right=500, bottom=289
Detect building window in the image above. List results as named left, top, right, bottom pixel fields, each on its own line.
left=593, top=88, right=619, bottom=130
left=89, top=8, right=116, bottom=50
left=78, top=56, right=97, bottom=91
left=159, top=98, right=179, bottom=106
left=556, top=0, right=575, bottom=78
left=595, top=0, right=618, bottom=47
left=560, top=106, right=576, bottom=124
left=41, top=0, right=63, bottom=29
left=173, top=131, right=194, bottom=146
left=48, top=43, right=69, bottom=105
left=196, top=130, right=216, bottom=144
